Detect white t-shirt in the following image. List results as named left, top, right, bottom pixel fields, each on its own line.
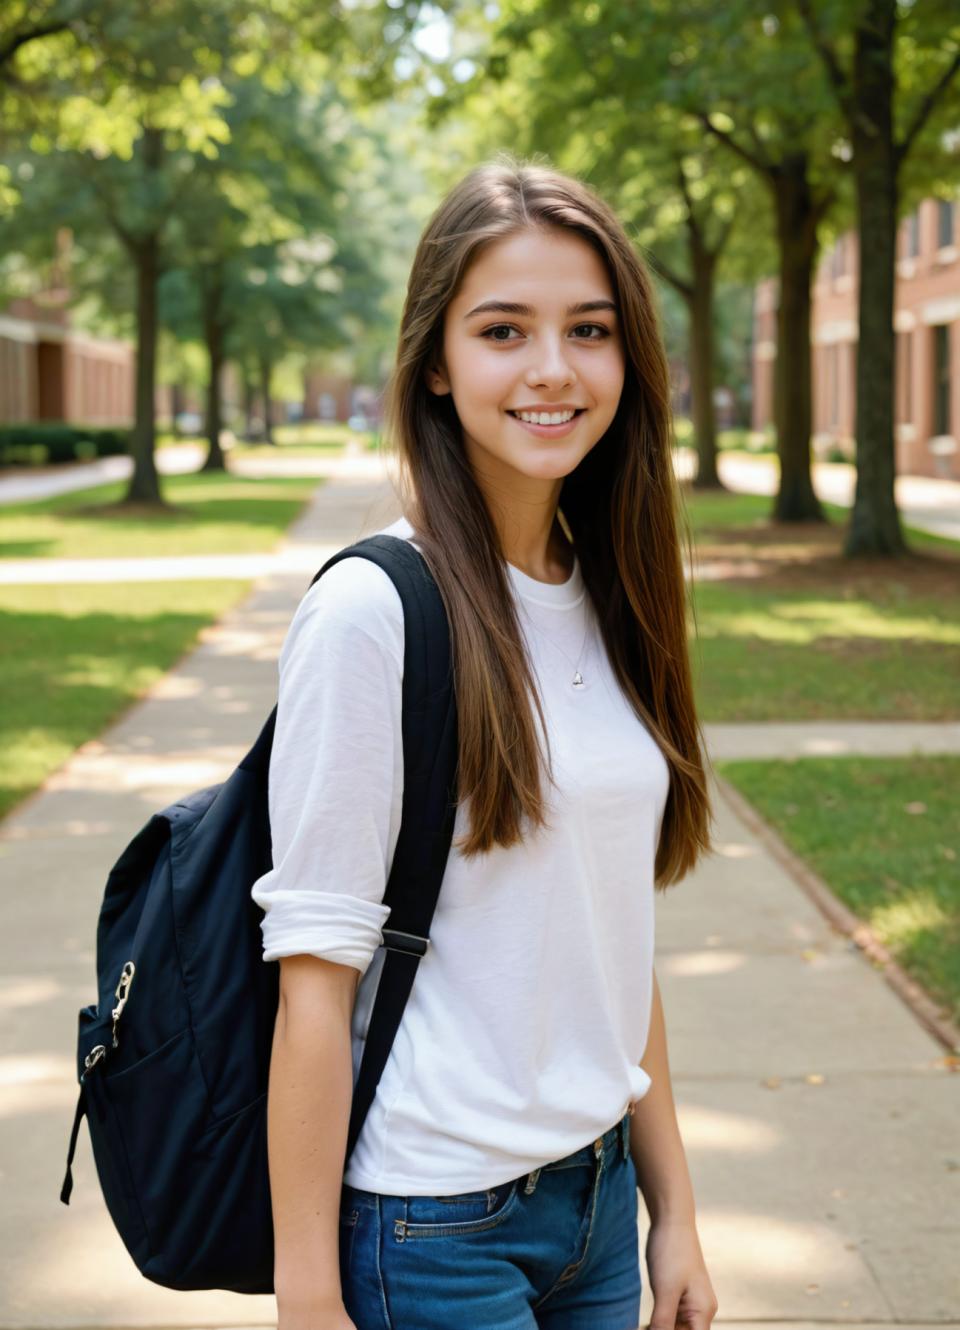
left=251, top=515, right=670, bottom=1194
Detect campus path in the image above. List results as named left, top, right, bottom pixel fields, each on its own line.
left=0, top=440, right=390, bottom=505
left=0, top=472, right=957, bottom=1327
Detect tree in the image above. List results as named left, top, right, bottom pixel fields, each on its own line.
left=159, top=69, right=395, bottom=461
left=584, top=120, right=769, bottom=490
left=2, top=0, right=432, bottom=502
left=794, top=0, right=960, bottom=555
left=424, top=0, right=783, bottom=495
left=595, top=0, right=844, bottom=521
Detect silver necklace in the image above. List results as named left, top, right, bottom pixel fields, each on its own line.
left=518, top=604, right=590, bottom=688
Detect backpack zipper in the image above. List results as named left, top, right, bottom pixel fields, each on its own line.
left=82, top=1044, right=106, bottom=1078
left=110, top=960, right=136, bottom=1049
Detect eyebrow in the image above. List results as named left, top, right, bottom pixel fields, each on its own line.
left=463, top=299, right=618, bottom=320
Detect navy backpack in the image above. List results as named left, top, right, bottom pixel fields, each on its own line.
left=59, top=534, right=459, bottom=1293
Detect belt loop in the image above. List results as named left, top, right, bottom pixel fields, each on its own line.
left=523, top=1167, right=541, bottom=1195
left=620, top=1112, right=631, bottom=1161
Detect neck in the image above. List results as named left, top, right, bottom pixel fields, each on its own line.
left=481, top=490, right=574, bottom=585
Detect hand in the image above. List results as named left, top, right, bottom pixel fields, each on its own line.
left=644, top=1217, right=718, bottom=1330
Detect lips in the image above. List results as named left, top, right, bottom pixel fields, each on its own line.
left=506, top=408, right=586, bottom=439
left=506, top=408, right=586, bottom=421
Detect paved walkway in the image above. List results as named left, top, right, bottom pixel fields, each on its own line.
left=1, top=474, right=957, bottom=1326
left=0, top=440, right=391, bottom=505
left=705, top=720, right=960, bottom=760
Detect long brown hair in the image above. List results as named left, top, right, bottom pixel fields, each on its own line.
left=382, top=152, right=714, bottom=889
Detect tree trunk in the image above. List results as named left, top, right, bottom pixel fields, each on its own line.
left=242, top=360, right=257, bottom=440
left=123, top=124, right=165, bottom=507
left=124, top=231, right=163, bottom=504
left=771, top=160, right=827, bottom=522
left=844, top=0, right=906, bottom=556
left=201, top=282, right=227, bottom=473
left=259, top=349, right=276, bottom=445
left=688, top=235, right=724, bottom=489
left=170, top=382, right=184, bottom=436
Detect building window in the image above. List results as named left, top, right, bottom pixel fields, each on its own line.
left=933, top=325, right=951, bottom=435
left=938, top=199, right=955, bottom=249
left=828, top=344, right=839, bottom=428
left=830, top=235, right=848, bottom=279
left=897, top=331, right=913, bottom=423
left=905, top=208, right=920, bottom=259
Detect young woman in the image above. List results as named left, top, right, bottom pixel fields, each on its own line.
left=252, top=154, right=718, bottom=1330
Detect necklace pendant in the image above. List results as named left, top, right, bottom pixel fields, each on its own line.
left=572, top=671, right=584, bottom=688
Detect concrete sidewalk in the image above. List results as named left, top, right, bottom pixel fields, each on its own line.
left=704, top=719, right=960, bottom=760
left=1, top=474, right=957, bottom=1326
left=0, top=440, right=394, bottom=505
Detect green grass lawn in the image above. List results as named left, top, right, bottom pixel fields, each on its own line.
left=689, top=487, right=960, bottom=1032
left=674, top=420, right=777, bottom=456
left=0, top=579, right=254, bottom=821
left=690, top=581, right=959, bottom=720
left=240, top=421, right=382, bottom=452
left=0, top=471, right=321, bottom=560
left=156, top=421, right=380, bottom=454
left=0, top=469, right=323, bottom=820
left=683, top=489, right=960, bottom=721
left=716, top=755, right=960, bottom=1029
left=680, top=485, right=960, bottom=554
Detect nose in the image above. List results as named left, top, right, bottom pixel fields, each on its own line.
left=524, top=334, right=577, bottom=390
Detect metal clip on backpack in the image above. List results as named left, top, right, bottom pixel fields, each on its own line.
left=59, top=534, right=459, bottom=1293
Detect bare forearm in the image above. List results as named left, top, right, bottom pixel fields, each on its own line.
left=268, top=988, right=355, bottom=1305
left=628, top=967, right=697, bottom=1225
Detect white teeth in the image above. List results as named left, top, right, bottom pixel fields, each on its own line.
left=515, top=409, right=576, bottom=425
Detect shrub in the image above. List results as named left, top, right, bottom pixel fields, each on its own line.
left=0, top=423, right=131, bottom=466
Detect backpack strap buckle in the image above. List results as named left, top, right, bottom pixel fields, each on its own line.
left=381, top=929, right=429, bottom=957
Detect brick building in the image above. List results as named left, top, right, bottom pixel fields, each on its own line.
left=1, top=232, right=378, bottom=433
left=0, top=294, right=367, bottom=433
left=751, top=193, right=959, bottom=480
left=0, top=295, right=134, bottom=427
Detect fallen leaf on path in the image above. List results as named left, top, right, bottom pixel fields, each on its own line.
left=932, top=1054, right=960, bottom=1072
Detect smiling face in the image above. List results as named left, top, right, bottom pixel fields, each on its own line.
left=426, top=226, right=626, bottom=509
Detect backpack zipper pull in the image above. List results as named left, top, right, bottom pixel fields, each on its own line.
left=111, top=961, right=136, bottom=1049
left=83, top=1045, right=106, bottom=1076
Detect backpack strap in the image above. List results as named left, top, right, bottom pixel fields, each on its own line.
left=60, top=531, right=458, bottom=1211
left=306, top=533, right=459, bottom=1166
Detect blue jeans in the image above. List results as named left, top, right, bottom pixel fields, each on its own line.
left=338, top=1111, right=641, bottom=1329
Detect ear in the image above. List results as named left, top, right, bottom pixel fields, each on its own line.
left=425, top=360, right=451, bottom=396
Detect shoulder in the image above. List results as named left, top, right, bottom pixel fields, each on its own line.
left=284, top=523, right=420, bottom=672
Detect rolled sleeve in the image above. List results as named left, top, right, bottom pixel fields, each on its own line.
left=258, top=890, right=390, bottom=972
left=251, top=559, right=405, bottom=976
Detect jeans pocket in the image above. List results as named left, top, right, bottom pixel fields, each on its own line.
left=400, top=1178, right=521, bottom=1238
left=338, top=1205, right=360, bottom=1278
